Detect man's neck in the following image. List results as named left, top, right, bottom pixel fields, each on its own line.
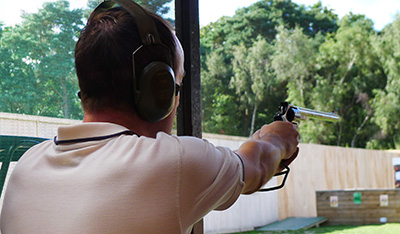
left=83, top=108, right=171, bottom=138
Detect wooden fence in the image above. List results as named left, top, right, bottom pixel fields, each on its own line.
left=278, top=143, right=400, bottom=220
left=316, top=189, right=400, bottom=225
left=0, top=112, right=80, bottom=138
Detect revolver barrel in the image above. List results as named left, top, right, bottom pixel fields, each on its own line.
left=274, top=102, right=339, bottom=124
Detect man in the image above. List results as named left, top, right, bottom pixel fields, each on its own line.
left=0, top=1, right=299, bottom=233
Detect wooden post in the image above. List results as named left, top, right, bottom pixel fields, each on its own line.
left=175, top=0, right=203, bottom=233
left=175, top=0, right=202, bottom=139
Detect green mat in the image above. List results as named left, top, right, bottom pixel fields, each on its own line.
left=256, top=217, right=328, bottom=231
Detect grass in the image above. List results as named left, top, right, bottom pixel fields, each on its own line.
left=234, top=223, right=400, bottom=234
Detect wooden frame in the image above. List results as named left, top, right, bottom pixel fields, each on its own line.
left=175, top=0, right=203, bottom=233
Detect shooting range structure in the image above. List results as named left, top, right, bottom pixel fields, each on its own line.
left=317, top=189, right=400, bottom=225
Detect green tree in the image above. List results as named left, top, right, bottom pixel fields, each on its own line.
left=85, top=0, right=173, bottom=18
left=201, top=0, right=338, bottom=55
left=272, top=25, right=319, bottom=106
left=231, top=36, right=276, bottom=135
left=200, top=0, right=339, bottom=137
left=310, top=13, right=384, bottom=147
left=270, top=25, right=343, bottom=145
left=0, top=24, right=40, bottom=114
left=0, top=0, right=84, bottom=119
left=369, top=14, right=400, bottom=149
left=201, top=48, right=239, bottom=135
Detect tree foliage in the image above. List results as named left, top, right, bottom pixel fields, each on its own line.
left=201, top=0, right=339, bottom=137
left=369, top=14, right=400, bottom=149
left=300, top=13, right=384, bottom=147
left=1, top=0, right=400, bottom=149
left=85, top=0, right=173, bottom=18
left=0, top=0, right=173, bottom=119
left=200, top=0, right=400, bottom=149
left=231, top=36, right=276, bottom=135
left=1, top=0, right=83, bottom=119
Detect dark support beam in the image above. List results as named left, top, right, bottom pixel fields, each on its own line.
left=175, top=0, right=202, bottom=139
left=175, top=0, right=203, bottom=233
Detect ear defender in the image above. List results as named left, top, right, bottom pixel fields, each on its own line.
left=110, top=0, right=176, bottom=122
left=135, top=61, right=176, bottom=123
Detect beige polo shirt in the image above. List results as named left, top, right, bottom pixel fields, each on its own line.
left=0, top=122, right=244, bottom=234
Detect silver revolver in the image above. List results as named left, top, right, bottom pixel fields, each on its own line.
left=259, top=102, right=339, bottom=192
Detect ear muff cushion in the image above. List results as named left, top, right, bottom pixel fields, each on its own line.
left=135, top=61, right=176, bottom=122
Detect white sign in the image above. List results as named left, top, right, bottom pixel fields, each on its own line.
left=330, top=196, right=339, bottom=207
left=380, top=194, right=389, bottom=207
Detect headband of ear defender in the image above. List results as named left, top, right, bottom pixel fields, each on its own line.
left=100, top=0, right=176, bottom=123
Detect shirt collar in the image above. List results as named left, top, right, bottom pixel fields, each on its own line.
left=55, top=122, right=135, bottom=145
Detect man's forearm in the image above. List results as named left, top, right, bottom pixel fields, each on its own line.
left=235, top=140, right=282, bottom=194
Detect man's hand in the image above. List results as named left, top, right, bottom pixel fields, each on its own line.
left=252, top=121, right=299, bottom=159
left=236, top=121, right=299, bottom=194
left=253, top=121, right=299, bottom=172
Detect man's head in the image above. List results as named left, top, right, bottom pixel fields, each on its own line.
left=75, top=0, right=184, bottom=122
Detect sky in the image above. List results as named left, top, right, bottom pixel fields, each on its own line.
left=0, top=0, right=399, bottom=30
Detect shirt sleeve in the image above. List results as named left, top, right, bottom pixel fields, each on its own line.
left=176, top=136, right=245, bottom=227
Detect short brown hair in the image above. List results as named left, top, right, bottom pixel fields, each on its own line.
left=75, top=5, right=177, bottom=113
